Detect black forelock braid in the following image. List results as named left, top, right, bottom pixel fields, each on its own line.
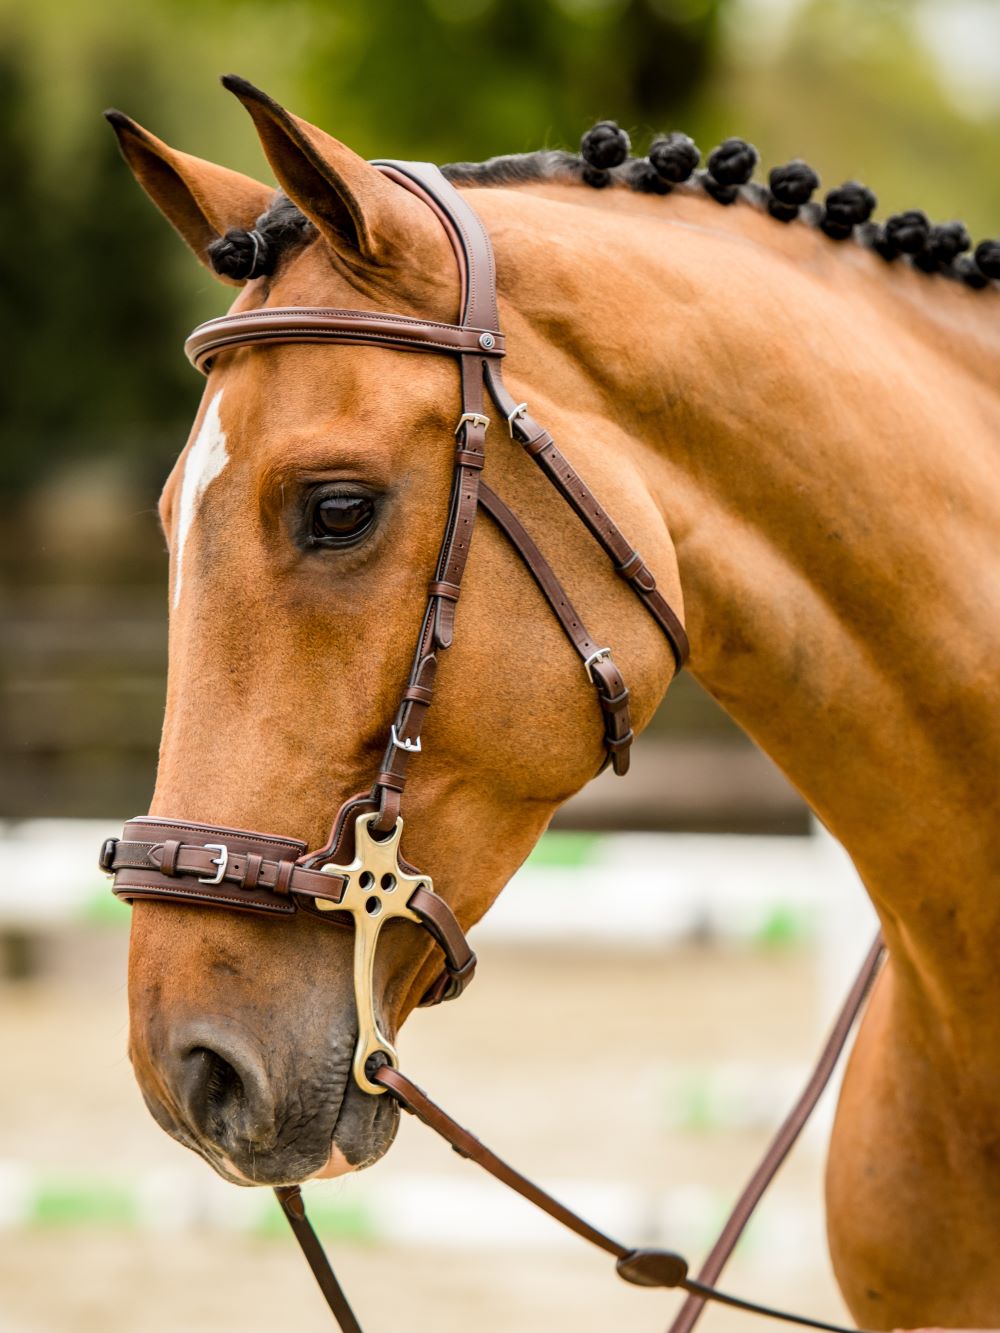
left=200, top=129, right=999, bottom=296
left=207, top=192, right=316, bottom=281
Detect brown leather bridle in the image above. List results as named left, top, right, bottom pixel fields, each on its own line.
left=100, top=160, right=884, bottom=1333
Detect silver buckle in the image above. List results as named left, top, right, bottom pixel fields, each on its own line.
left=390, top=723, right=422, bottom=754
left=506, top=402, right=528, bottom=437
left=583, top=647, right=613, bottom=683
left=198, top=843, right=229, bottom=886
left=454, top=412, right=490, bottom=436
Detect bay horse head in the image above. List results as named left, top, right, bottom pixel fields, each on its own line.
left=104, top=78, right=686, bottom=1185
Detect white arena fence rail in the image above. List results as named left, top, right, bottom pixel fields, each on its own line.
left=0, top=816, right=879, bottom=1266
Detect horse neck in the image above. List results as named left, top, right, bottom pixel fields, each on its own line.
left=483, top=182, right=1000, bottom=958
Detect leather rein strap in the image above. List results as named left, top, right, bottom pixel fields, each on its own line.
left=275, top=934, right=885, bottom=1333
left=106, top=159, right=884, bottom=1332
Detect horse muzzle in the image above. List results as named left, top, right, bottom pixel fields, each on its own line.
left=132, top=1009, right=400, bottom=1186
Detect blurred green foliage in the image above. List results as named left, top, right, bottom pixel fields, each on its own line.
left=1, top=0, right=998, bottom=819
left=1, top=0, right=997, bottom=495
left=0, top=0, right=725, bottom=494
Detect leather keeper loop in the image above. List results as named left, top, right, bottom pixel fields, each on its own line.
left=242, top=852, right=263, bottom=890
left=446, top=953, right=477, bottom=984
left=598, top=685, right=630, bottom=710
left=403, top=683, right=434, bottom=705
left=454, top=448, right=485, bottom=469
left=373, top=786, right=402, bottom=837
left=520, top=432, right=553, bottom=458
left=275, top=1185, right=306, bottom=1222
left=616, top=550, right=644, bottom=580
left=428, top=580, right=461, bottom=601
left=159, top=839, right=181, bottom=876
left=376, top=771, right=407, bottom=793
left=274, top=860, right=295, bottom=897
left=605, top=731, right=634, bottom=753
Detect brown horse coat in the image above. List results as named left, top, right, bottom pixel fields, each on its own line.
left=107, top=82, right=999, bottom=1329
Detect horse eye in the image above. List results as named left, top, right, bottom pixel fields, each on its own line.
left=310, top=494, right=376, bottom=546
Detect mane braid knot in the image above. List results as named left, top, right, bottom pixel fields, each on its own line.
left=953, top=255, right=988, bottom=288
left=885, top=210, right=931, bottom=256
left=929, top=221, right=971, bottom=264
left=767, top=159, right=819, bottom=223
left=703, top=137, right=759, bottom=204
left=648, top=132, right=700, bottom=187
left=916, top=220, right=970, bottom=273
left=858, top=222, right=890, bottom=262
left=580, top=120, right=630, bottom=189
left=974, top=238, right=1000, bottom=279
left=820, top=181, right=877, bottom=239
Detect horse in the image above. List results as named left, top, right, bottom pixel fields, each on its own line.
left=102, top=77, right=999, bottom=1330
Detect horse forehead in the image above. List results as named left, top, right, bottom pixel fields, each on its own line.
left=174, top=389, right=230, bottom=609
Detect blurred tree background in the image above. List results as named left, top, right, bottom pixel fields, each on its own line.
left=1, top=0, right=998, bottom=820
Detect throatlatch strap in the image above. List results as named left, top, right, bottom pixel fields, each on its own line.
left=478, top=482, right=634, bottom=774
left=275, top=936, right=885, bottom=1333
left=482, top=359, right=690, bottom=674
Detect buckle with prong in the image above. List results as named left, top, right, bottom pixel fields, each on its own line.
left=454, top=412, right=490, bottom=436
left=506, top=402, right=528, bottom=436
left=390, top=723, right=422, bottom=754
left=197, top=843, right=229, bottom=886
left=583, top=647, right=613, bottom=683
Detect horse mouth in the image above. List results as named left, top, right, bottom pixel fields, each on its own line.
left=308, top=1070, right=401, bottom=1179
left=218, top=1073, right=399, bottom=1186
left=137, top=1038, right=401, bottom=1187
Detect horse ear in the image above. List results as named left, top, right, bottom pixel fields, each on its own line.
left=221, top=75, right=439, bottom=269
left=104, top=110, right=275, bottom=286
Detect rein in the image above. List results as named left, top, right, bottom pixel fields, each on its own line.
left=101, top=158, right=886, bottom=1331
left=274, top=934, right=885, bottom=1333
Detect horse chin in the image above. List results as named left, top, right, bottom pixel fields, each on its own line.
left=198, top=1077, right=399, bottom=1187
left=312, top=1092, right=400, bottom=1177
left=310, top=1144, right=357, bottom=1178
left=322, top=1074, right=401, bottom=1175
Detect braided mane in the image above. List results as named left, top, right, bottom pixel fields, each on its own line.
left=208, top=122, right=1000, bottom=293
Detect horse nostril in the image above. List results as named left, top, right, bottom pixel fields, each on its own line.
left=195, top=1046, right=244, bottom=1127
left=174, top=1038, right=275, bottom=1153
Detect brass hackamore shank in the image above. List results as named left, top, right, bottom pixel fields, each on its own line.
left=316, top=814, right=429, bottom=1095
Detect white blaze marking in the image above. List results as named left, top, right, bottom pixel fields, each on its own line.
left=173, top=389, right=230, bottom=608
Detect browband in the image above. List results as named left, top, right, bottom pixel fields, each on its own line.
left=185, top=306, right=505, bottom=373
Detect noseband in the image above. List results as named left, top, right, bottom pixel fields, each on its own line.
left=101, top=161, right=884, bottom=1333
